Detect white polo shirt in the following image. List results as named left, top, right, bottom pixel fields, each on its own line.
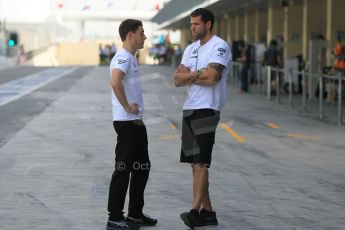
left=110, top=48, right=144, bottom=121
left=180, top=35, right=232, bottom=111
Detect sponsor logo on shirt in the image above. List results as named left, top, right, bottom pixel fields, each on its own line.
left=217, top=48, right=226, bottom=57
left=118, top=59, right=127, bottom=64
left=190, top=48, right=199, bottom=58
left=190, top=47, right=200, bottom=59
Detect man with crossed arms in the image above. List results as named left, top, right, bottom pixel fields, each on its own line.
left=173, top=8, right=232, bottom=229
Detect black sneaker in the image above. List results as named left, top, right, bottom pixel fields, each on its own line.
left=106, top=219, right=140, bottom=230
left=180, top=209, right=199, bottom=229
left=197, top=209, right=218, bottom=226
left=126, top=213, right=158, bottom=226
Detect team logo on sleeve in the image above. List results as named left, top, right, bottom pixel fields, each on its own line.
left=118, top=58, right=127, bottom=64
left=217, top=48, right=226, bottom=57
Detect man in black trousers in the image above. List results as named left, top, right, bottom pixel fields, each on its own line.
left=106, top=19, right=157, bottom=230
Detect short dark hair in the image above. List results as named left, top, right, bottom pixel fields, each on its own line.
left=190, top=8, right=214, bottom=30
left=270, top=39, right=278, bottom=47
left=119, top=19, right=143, bottom=41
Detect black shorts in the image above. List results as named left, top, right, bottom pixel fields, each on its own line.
left=180, top=109, right=220, bottom=166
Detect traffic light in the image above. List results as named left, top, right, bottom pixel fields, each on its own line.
left=5, top=32, right=19, bottom=57
left=7, top=32, right=18, bottom=47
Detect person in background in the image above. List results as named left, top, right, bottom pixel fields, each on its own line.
left=333, top=32, right=345, bottom=72
left=110, top=42, right=117, bottom=59
left=237, top=42, right=251, bottom=93
left=262, top=39, right=281, bottom=95
left=17, top=45, right=26, bottom=65
left=99, top=44, right=106, bottom=65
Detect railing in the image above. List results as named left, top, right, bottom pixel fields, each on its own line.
left=318, top=73, right=344, bottom=125
left=229, top=61, right=241, bottom=86
left=229, top=62, right=344, bottom=126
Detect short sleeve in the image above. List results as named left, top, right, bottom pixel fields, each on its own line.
left=209, top=42, right=232, bottom=67
left=111, top=55, right=129, bottom=74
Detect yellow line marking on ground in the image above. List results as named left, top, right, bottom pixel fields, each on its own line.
left=287, top=133, right=319, bottom=140
left=159, top=134, right=181, bottom=141
left=219, top=123, right=246, bottom=143
left=267, top=122, right=280, bottom=129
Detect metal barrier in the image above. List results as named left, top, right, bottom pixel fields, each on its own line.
left=269, top=67, right=284, bottom=104
left=256, top=63, right=265, bottom=94
left=229, top=62, right=344, bottom=126
left=301, top=70, right=307, bottom=112
left=263, top=66, right=293, bottom=107
left=319, top=73, right=344, bottom=125
left=297, top=70, right=319, bottom=112
left=231, top=62, right=263, bottom=93
left=296, top=70, right=344, bottom=126
left=230, top=62, right=241, bottom=86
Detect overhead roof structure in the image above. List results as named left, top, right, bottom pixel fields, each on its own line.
left=151, top=0, right=288, bottom=29
left=151, top=0, right=216, bottom=29
left=151, top=0, right=209, bottom=24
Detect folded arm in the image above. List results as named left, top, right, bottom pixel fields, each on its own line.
left=173, top=64, right=200, bottom=87
left=194, top=62, right=225, bottom=86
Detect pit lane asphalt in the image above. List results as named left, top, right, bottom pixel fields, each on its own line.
left=0, top=64, right=344, bottom=230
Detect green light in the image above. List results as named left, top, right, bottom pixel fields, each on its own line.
left=8, top=40, right=15, bottom=47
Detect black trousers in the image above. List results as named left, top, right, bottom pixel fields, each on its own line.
left=108, top=120, right=150, bottom=220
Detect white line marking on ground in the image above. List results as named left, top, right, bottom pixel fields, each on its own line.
left=0, top=67, right=78, bottom=107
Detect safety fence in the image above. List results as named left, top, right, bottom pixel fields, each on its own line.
left=230, top=62, right=344, bottom=126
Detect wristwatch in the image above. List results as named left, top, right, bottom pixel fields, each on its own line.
left=196, top=69, right=202, bottom=78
